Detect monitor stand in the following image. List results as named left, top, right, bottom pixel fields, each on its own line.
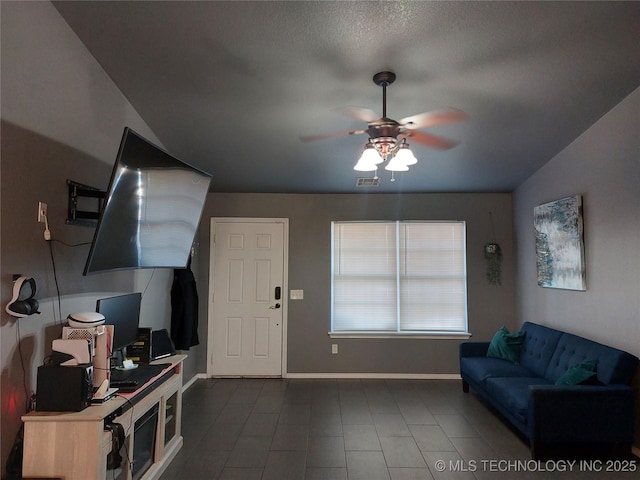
left=110, top=349, right=135, bottom=370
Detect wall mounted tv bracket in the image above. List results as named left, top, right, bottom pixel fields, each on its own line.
left=66, top=180, right=105, bottom=226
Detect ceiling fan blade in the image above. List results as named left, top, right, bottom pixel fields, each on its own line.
left=300, top=129, right=367, bottom=143
left=333, top=106, right=379, bottom=123
left=401, top=129, right=458, bottom=150
left=399, top=108, right=466, bottom=130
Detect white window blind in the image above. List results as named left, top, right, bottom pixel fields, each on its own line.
left=331, top=221, right=468, bottom=335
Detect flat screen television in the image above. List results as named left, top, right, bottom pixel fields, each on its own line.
left=83, top=127, right=212, bottom=275
left=96, top=292, right=141, bottom=365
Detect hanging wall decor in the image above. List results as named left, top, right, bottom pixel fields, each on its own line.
left=484, top=242, right=502, bottom=286
left=534, top=195, right=586, bottom=291
left=484, top=212, right=502, bottom=286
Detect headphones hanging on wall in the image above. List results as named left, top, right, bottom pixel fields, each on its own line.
left=5, top=276, right=40, bottom=318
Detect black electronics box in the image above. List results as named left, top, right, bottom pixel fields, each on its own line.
left=127, top=327, right=152, bottom=364
left=36, top=364, right=93, bottom=412
left=151, top=329, right=176, bottom=360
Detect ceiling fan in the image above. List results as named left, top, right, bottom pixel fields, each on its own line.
left=301, top=71, right=466, bottom=179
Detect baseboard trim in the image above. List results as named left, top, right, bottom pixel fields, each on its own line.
left=183, top=372, right=208, bottom=392
left=185, top=372, right=461, bottom=383
left=284, top=373, right=461, bottom=380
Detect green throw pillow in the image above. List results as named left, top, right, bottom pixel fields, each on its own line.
left=486, top=326, right=526, bottom=364
left=555, top=359, right=597, bottom=385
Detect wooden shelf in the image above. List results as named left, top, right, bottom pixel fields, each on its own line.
left=22, top=355, right=186, bottom=480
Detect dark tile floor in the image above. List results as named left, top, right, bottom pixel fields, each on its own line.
left=160, top=378, right=638, bottom=480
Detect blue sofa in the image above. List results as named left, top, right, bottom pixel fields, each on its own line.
left=460, top=321, right=638, bottom=458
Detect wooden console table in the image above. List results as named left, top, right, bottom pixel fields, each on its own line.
left=22, top=355, right=185, bottom=480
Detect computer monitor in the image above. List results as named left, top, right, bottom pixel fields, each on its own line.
left=96, top=292, right=142, bottom=366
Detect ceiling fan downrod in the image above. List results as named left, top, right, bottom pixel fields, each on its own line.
left=369, top=71, right=400, bottom=159
left=373, top=71, right=396, bottom=118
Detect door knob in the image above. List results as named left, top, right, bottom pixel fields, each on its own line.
left=269, top=303, right=281, bottom=309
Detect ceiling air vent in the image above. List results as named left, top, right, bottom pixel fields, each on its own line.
left=356, top=177, right=380, bottom=187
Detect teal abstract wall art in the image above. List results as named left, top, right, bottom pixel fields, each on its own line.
left=533, top=195, right=586, bottom=291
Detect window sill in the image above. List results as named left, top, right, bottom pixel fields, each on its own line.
left=328, top=332, right=472, bottom=340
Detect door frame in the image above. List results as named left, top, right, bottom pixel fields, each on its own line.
left=207, top=217, right=289, bottom=378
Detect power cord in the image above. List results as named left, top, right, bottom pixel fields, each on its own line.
left=15, top=319, right=31, bottom=412
left=50, top=239, right=92, bottom=247
left=114, top=394, right=136, bottom=473
left=43, top=212, right=51, bottom=241
left=44, top=221, right=92, bottom=324
left=47, top=241, right=63, bottom=325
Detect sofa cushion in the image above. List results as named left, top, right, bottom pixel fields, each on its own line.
left=555, top=359, right=597, bottom=385
left=519, top=322, right=563, bottom=377
left=487, top=326, right=526, bottom=364
left=545, top=333, right=638, bottom=385
left=460, top=356, right=534, bottom=386
left=485, top=376, right=553, bottom=424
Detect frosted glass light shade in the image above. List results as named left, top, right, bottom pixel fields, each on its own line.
left=354, top=159, right=378, bottom=171
left=385, top=156, right=409, bottom=171
left=354, top=146, right=383, bottom=171
left=394, top=146, right=417, bottom=166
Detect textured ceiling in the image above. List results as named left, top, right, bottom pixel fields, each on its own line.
left=54, top=1, right=640, bottom=193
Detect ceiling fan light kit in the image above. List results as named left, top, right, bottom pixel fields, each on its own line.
left=303, top=71, right=466, bottom=184
left=392, top=141, right=418, bottom=166
left=385, top=155, right=410, bottom=172
left=353, top=142, right=384, bottom=171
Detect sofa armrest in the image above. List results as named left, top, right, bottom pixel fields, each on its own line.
left=528, top=384, right=635, bottom=444
left=459, top=342, right=490, bottom=358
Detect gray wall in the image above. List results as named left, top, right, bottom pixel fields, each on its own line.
left=0, top=2, right=193, bottom=468
left=513, top=87, right=640, bottom=446
left=3, top=0, right=637, bottom=469
left=196, top=193, right=515, bottom=375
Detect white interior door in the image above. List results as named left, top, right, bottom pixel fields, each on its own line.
left=208, top=218, right=287, bottom=376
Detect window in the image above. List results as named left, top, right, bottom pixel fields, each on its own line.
left=331, top=221, right=468, bottom=337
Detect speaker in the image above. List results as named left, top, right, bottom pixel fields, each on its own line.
left=5, top=276, right=40, bottom=318
left=36, top=364, right=93, bottom=412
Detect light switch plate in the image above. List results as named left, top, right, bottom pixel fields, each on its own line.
left=290, top=289, right=304, bottom=300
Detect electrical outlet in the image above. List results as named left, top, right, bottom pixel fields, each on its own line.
left=38, top=202, right=48, bottom=223
left=332, top=344, right=338, bottom=354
